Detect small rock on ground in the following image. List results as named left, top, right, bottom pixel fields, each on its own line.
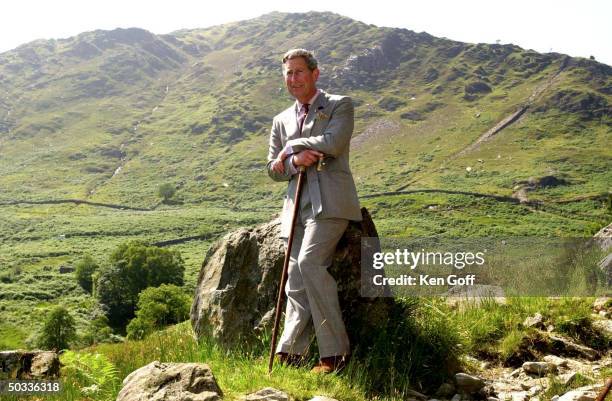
left=242, top=387, right=289, bottom=401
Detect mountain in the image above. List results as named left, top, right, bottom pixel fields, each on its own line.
left=0, top=11, right=610, bottom=349
left=0, top=11, right=609, bottom=206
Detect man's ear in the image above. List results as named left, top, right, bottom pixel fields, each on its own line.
left=313, top=68, right=320, bottom=82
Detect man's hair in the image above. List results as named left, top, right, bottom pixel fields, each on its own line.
left=282, top=49, right=318, bottom=71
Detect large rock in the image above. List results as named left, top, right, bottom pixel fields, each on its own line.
left=522, top=313, right=545, bottom=329
left=592, top=223, right=612, bottom=285
left=557, top=389, right=597, bottom=401
left=547, top=333, right=599, bottom=360
left=0, top=350, right=60, bottom=379
left=592, top=223, right=612, bottom=251
left=190, top=218, right=284, bottom=345
left=455, top=372, right=485, bottom=394
left=116, top=361, right=222, bottom=401
left=522, top=361, right=556, bottom=376
left=190, top=208, right=394, bottom=350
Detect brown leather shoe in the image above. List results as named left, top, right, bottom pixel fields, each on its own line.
left=310, top=355, right=349, bottom=374
left=277, top=352, right=305, bottom=368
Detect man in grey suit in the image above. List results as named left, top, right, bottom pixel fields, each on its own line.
left=266, top=49, right=361, bottom=373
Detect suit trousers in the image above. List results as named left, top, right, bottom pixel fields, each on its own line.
left=276, top=182, right=350, bottom=358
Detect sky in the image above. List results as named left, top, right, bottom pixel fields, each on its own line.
left=1, top=0, right=610, bottom=66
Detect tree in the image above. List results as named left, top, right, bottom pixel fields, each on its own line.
left=82, top=314, right=114, bottom=346
left=126, top=284, right=190, bottom=340
left=38, top=306, right=76, bottom=350
left=75, top=255, right=99, bottom=293
left=96, top=242, right=185, bottom=328
left=158, top=183, right=176, bottom=203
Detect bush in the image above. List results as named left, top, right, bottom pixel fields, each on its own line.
left=126, top=316, right=155, bottom=340
left=158, top=183, right=176, bottom=203
left=127, top=284, right=190, bottom=340
left=75, top=255, right=99, bottom=293
left=82, top=314, right=114, bottom=346
left=96, top=242, right=185, bottom=329
left=37, top=306, right=76, bottom=350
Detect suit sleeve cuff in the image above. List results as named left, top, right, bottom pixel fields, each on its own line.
left=282, top=144, right=295, bottom=157
left=285, top=156, right=298, bottom=176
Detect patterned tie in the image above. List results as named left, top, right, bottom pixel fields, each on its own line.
left=298, top=103, right=310, bottom=135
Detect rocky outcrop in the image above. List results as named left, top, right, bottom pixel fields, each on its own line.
left=0, top=350, right=60, bottom=379
left=592, top=223, right=612, bottom=285
left=190, top=208, right=394, bottom=351
left=116, top=361, right=222, bottom=401
left=593, top=223, right=612, bottom=251
left=190, top=218, right=284, bottom=346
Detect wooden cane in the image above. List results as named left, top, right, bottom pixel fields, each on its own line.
left=595, top=377, right=612, bottom=401
left=268, top=166, right=306, bottom=374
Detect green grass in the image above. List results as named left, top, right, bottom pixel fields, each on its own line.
left=451, top=297, right=611, bottom=363
left=542, top=372, right=595, bottom=400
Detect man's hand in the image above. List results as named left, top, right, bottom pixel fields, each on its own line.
left=270, top=149, right=323, bottom=175
left=271, top=158, right=285, bottom=174
left=270, top=148, right=290, bottom=174
left=293, top=149, right=323, bottom=167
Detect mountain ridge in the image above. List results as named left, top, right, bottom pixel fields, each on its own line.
left=0, top=11, right=609, bottom=209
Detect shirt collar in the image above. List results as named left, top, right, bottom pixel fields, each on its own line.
left=296, top=89, right=321, bottom=112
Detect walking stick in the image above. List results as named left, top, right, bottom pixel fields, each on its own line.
left=268, top=165, right=306, bottom=374
left=595, top=377, right=612, bottom=401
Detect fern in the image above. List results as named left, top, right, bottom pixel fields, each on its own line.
left=61, top=351, right=120, bottom=401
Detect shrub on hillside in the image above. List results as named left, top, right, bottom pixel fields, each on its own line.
left=126, top=284, right=190, bottom=340
left=37, top=306, right=77, bottom=350
left=158, top=183, right=176, bottom=203
left=75, top=255, right=99, bottom=293
left=96, top=242, right=184, bottom=328
left=82, top=314, right=115, bottom=346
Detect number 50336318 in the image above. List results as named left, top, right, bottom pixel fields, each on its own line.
left=0, top=380, right=61, bottom=394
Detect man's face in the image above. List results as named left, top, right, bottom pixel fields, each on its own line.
left=283, top=57, right=319, bottom=103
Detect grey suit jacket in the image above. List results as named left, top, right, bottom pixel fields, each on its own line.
left=267, top=90, right=362, bottom=237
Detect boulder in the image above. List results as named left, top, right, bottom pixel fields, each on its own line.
left=190, top=208, right=395, bottom=351
left=455, top=372, right=485, bottom=394
left=522, top=313, right=545, bottom=328
left=547, top=333, right=599, bottom=360
left=558, top=372, right=578, bottom=386
left=593, top=297, right=610, bottom=312
left=190, top=219, right=284, bottom=346
left=543, top=355, right=568, bottom=368
left=30, top=352, right=61, bottom=377
left=597, top=253, right=612, bottom=285
left=522, top=361, right=556, bottom=376
left=592, top=223, right=611, bottom=251
left=240, top=387, right=288, bottom=401
left=116, top=361, right=222, bottom=401
left=557, top=389, right=597, bottom=401
left=0, top=350, right=60, bottom=379
left=592, top=318, right=612, bottom=337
